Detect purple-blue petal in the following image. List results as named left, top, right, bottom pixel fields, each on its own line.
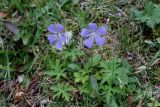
left=95, top=36, right=106, bottom=46
left=80, top=28, right=90, bottom=37
left=84, top=37, right=94, bottom=48
left=56, top=41, right=63, bottom=50
left=97, top=26, right=107, bottom=35
left=56, top=23, right=64, bottom=33
left=61, top=33, right=66, bottom=42
left=48, top=35, right=56, bottom=45
left=88, top=23, right=97, bottom=31
left=48, top=24, right=56, bottom=33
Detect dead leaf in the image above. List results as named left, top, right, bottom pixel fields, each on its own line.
left=16, top=100, right=28, bottom=107
left=71, top=90, right=83, bottom=101
left=26, top=71, right=40, bottom=94
left=0, top=75, right=24, bottom=92
left=0, top=79, right=17, bottom=92
left=14, top=91, right=25, bottom=103
left=25, top=98, right=33, bottom=107
left=72, top=90, right=80, bottom=96
left=0, top=11, right=7, bottom=18
left=3, top=20, right=19, bottom=35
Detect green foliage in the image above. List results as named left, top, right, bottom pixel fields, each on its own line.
left=1, top=0, right=153, bottom=106
left=46, top=60, right=66, bottom=80
left=63, top=48, right=84, bottom=62
left=44, top=52, right=136, bottom=105
left=100, top=58, right=131, bottom=85
left=134, top=1, right=160, bottom=29
left=50, top=83, right=75, bottom=101
left=68, top=63, right=80, bottom=70
left=99, top=58, right=132, bottom=106
left=72, top=55, right=135, bottom=106
left=89, top=75, right=99, bottom=97
left=74, top=71, right=89, bottom=83
left=89, top=54, right=102, bottom=67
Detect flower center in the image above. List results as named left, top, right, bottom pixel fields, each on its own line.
left=90, top=32, right=98, bottom=38
left=57, top=33, right=62, bottom=38
left=54, top=33, right=62, bottom=41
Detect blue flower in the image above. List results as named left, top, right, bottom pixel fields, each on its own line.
left=47, top=23, right=66, bottom=50
left=80, top=23, right=107, bottom=48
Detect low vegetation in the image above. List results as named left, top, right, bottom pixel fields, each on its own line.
left=0, top=0, right=160, bottom=107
